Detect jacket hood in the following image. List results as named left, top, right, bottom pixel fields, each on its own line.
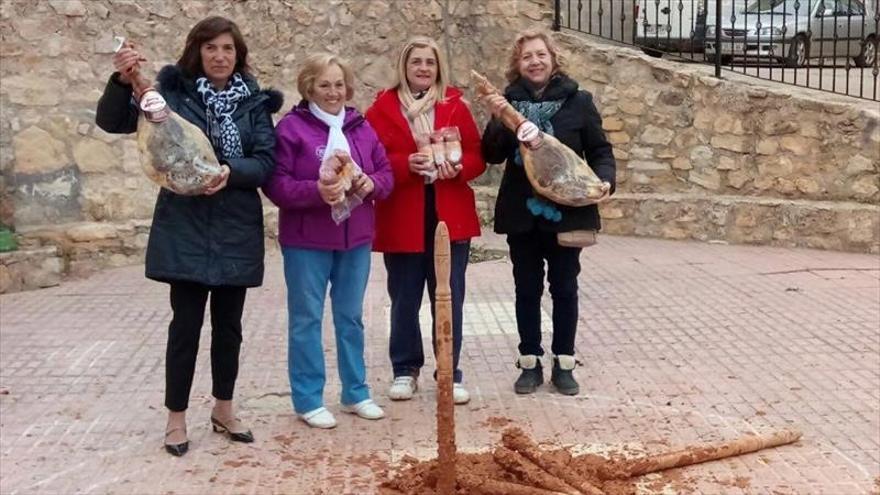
left=156, top=64, right=284, bottom=113
left=506, top=73, right=579, bottom=102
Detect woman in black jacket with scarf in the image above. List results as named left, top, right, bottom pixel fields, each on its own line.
left=482, top=30, right=616, bottom=397
left=95, top=16, right=282, bottom=456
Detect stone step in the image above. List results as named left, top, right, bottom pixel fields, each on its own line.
left=474, top=188, right=879, bottom=254
left=0, top=246, right=63, bottom=293
left=12, top=220, right=151, bottom=287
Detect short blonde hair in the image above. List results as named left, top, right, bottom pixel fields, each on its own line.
left=393, top=36, right=449, bottom=104
left=505, top=29, right=567, bottom=83
left=297, top=53, right=355, bottom=101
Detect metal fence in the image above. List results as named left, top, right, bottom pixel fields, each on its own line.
left=553, top=0, right=880, bottom=101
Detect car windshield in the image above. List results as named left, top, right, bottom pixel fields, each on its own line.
left=743, top=0, right=799, bottom=14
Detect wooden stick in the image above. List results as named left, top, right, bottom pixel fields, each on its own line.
left=458, top=472, right=570, bottom=495
left=502, top=427, right=606, bottom=495
left=433, top=221, right=455, bottom=494
left=620, top=429, right=803, bottom=478
left=493, top=447, right=582, bottom=495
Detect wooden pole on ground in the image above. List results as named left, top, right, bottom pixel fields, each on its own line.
left=434, top=221, right=456, bottom=493
left=620, top=429, right=803, bottom=478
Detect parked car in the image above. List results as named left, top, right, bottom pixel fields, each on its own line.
left=634, top=0, right=709, bottom=56
left=704, top=0, right=878, bottom=67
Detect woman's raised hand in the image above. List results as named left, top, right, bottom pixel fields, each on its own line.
left=113, top=42, right=145, bottom=85
left=484, top=94, right=508, bottom=119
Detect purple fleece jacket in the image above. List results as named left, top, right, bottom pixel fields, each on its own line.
left=263, top=100, right=393, bottom=250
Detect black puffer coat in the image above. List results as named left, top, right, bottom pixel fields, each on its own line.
left=95, top=66, right=283, bottom=287
left=481, top=74, right=616, bottom=235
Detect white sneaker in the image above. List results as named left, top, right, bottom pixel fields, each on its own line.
left=388, top=376, right=417, bottom=400
left=453, top=383, right=470, bottom=405
left=342, top=399, right=385, bottom=420
left=299, top=406, right=337, bottom=429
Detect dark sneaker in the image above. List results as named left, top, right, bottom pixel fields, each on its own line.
left=514, top=355, right=543, bottom=394
left=551, top=355, right=580, bottom=395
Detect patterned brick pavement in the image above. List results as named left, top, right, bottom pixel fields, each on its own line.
left=1, top=234, right=878, bottom=494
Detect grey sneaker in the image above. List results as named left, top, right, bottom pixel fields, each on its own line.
left=514, top=355, right=543, bottom=394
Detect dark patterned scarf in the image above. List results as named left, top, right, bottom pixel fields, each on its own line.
left=196, top=73, right=251, bottom=159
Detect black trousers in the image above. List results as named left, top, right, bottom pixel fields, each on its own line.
left=385, top=183, right=468, bottom=383
left=165, top=281, right=247, bottom=412
left=507, top=230, right=582, bottom=357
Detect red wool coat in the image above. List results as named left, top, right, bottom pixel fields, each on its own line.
left=365, top=87, right=486, bottom=253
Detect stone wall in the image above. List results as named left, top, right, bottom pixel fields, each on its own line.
left=1, top=0, right=878, bottom=293
left=0, top=0, right=545, bottom=230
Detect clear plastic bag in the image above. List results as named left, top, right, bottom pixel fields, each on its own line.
left=440, top=126, right=462, bottom=165
left=319, top=150, right=365, bottom=225
left=414, top=132, right=438, bottom=184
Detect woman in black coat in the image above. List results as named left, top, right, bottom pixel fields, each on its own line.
left=481, top=30, right=615, bottom=397
left=95, top=16, right=282, bottom=456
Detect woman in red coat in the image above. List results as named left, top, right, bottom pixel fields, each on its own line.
left=365, top=36, right=485, bottom=405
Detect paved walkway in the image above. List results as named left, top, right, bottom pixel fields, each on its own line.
left=1, top=234, right=878, bottom=494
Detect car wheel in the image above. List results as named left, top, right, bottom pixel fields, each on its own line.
left=785, top=35, right=808, bottom=68
left=854, top=35, right=877, bottom=68
left=641, top=47, right=664, bottom=58
left=704, top=53, right=730, bottom=64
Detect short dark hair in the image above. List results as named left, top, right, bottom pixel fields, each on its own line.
left=176, top=16, right=251, bottom=78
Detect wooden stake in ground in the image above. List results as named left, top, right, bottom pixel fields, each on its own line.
left=620, top=429, right=803, bottom=478
left=433, top=221, right=455, bottom=493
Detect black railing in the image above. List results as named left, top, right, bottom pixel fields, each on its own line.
left=553, top=0, right=879, bottom=101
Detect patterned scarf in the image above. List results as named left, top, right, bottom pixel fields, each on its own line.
left=510, top=99, right=563, bottom=167
left=196, top=73, right=251, bottom=159
left=511, top=98, right=565, bottom=223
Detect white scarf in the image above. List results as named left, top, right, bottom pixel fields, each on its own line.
left=308, top=101, right=350, bottom=162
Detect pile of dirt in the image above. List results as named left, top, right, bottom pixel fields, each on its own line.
left=378, top=427, right=694, bottom=495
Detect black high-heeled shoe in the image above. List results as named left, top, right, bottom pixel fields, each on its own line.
left=210, top=416, right=254, bottom=443
left=164, top=427, right=189, bottom=457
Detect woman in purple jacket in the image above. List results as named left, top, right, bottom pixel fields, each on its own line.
left=263, top=53, right=393, bottom=429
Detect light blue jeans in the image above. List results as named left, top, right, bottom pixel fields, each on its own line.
left=282, top=244, right=372, bottom=414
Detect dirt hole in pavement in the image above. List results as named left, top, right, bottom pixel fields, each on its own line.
left=378, top=426, right=699, bottom=495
